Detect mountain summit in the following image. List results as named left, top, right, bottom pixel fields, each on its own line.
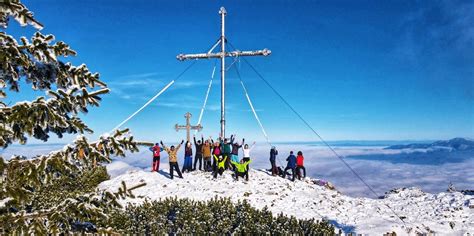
left=99, top=168, right=473, bottom=235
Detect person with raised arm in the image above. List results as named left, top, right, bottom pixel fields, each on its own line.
left=230, top=135, right=245, bottom=170
left=182, top=141, right=193, bottom=173
left=231, top=159, right=252, bottom=181
left=161, top=140, right=184, bottom=179
left=193, top=135, right=204, bottom=171
left=202, top=137, right=212, bottom=171
left=220, top=135, right=234, bottom=170
left=149, top=143, right=163, bottom=172
left=242, top=141, right=256, bottom=176
left=213, top=154, right=227, bottom=179
left=210, top=136, right=221, bottom=173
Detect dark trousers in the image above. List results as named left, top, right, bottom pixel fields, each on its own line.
left=213, top=167, right=225, bottom=178
left=203, top=156, right=212, bottom=171
left=224, top=153, right=231, bottom=169
left=234, top=170, right=248, bottom=181
left=242, top=157, right=250, bottom=175
left=270, top=160, right=278, bottom=176
left=152, top=157, right=160, bottom=171
left=193, top=154, right=203, bottom=170
left=283, top=166, right=296, bottom=181
left=242, top=157, right=250, bottom=169
left=169, top=162, right=183, bottom=179
left=296, top=165, right=306, bottom=180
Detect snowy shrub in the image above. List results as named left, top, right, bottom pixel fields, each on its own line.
left=104, top=197, right=335, bottom=234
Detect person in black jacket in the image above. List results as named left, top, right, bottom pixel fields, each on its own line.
left=230, top=136, right=244, bottom=170
left=193, top=135, right=204, bottom=171
left=270, top=146, right=278, bottom=176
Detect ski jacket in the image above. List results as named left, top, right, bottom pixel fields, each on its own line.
left=213, top=155, right=227, bottom=169
left=243, top=144, right=255, bottom=158
left=296, top=154, right=304, bottom=166
left=194, top=137, right=204, bottom=155
left=149, top=145, right=163, bottom=157
left=184, top=145, right=193, bottom=157
left=231, top=139, right=244, bottom=155
left=221, top=141, right=232, bottom=154
left=231, top=160, right=252, bottom=173
left=212, top=145, right=221, bottom=156
left=164, top=143, right=182, bottom=163
left=286, top=154, right=296, bottom=168
left=202, top=143, right=212, bottom=157
left=220, top=136, right=234, bottom=154
left=270, top=148, right=278, bottom=162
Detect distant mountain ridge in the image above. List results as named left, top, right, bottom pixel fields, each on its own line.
left=385, top=138, right=474, bottom=151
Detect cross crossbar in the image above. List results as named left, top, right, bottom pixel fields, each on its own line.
left=177, top=7, right=270, bottom=139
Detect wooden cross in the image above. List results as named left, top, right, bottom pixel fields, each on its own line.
left=175, top=112, right=203, bottom=142
left=177, top=7, right=270, bottom=139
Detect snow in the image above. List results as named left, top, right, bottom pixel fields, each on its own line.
left=0, top=197, right=13, bottom=209
left=99, top=168, right=474, bottom=235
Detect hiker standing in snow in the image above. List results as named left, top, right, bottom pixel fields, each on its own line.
left=213, top=154, right=227, bottom=179
left=296, top=151, right=306, bottom=180
left=202, top=137, right=212, bottom=171
left=220, top=135, right=234, bottom=170
left=270, top=146, right=279, bottom=176
left=193, top=135, right=204, bottom=171
left=149, top=143, right=163, bottom=172
left=182, top=141, right=193, bottom=173
left=242, top=142, right=256, bottom=176
left=230, top=136, right=245, bottom=171
left=231, top=159, right=252, bottom=181
left=211, top=137, right=221, bottom=172
left=283, top=151, right=297, bottom=181
left=161, top=140, right=184, bottom=179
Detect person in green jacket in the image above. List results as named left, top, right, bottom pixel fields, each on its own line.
left=213, top=154, right=227, bottom=179
left=231, top=159, right=252, bottom=181
left=219, top=135, right=234, bottom=170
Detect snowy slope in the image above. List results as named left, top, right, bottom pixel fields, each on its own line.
left=99, top=168, right=474, bottom=235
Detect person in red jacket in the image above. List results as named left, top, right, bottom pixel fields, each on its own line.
left=296, top=151, right=306, bottom=180
left=149, top=143, right=163, bottom=172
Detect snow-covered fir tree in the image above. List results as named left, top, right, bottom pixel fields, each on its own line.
left=0, top=1, right=143, bottom=233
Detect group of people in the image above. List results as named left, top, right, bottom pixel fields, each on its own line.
left=149, top=135, right=255, bottom=181
left=149, top=134, right=307, bottom=182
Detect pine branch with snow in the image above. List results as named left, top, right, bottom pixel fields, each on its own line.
left=0, top=1, right=108, bottom=147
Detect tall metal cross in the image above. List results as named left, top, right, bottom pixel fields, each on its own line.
left=175, top=112, right=203, bottom=142
left=177, top=7, right=271, bottom=139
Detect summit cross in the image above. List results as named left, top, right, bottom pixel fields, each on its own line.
left=175, top=112, right=203, bottom=143
left=176, top=6, right=271, bottom=139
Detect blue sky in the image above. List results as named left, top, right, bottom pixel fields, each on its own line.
left=5, top=0, right=474, bottom=143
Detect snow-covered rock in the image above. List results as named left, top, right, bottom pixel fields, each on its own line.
left=99, top=168, right=474, bottom=235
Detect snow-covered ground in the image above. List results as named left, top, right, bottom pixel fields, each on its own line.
left=99, top=167, right=474, bottom=235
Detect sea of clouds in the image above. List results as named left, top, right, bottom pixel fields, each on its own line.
left=2, top=142, right=472, bottom=198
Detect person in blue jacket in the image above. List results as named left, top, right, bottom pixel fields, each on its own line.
left=283, top=151, right=296, bottom=181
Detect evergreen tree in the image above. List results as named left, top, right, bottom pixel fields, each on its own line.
left=0, top=1, right=145, bottom=233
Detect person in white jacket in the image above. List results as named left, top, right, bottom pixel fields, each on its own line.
left=242, top=142, right=256, bottom=175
